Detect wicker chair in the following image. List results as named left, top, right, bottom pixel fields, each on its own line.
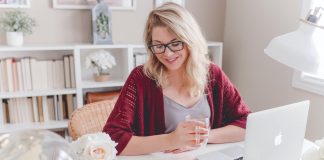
left=68, top=99, right=116, bottom=140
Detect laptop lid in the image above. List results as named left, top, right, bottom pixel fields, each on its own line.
left=244, top=100, right=309, bottom=160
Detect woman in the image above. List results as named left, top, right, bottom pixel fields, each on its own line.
left=103, top=2, right=250, bottom=155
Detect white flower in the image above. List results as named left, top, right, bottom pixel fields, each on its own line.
left=70, top=132, right=118, bottom=160
left=315, top=137, right=324, bottom=159
left=85, top=50, right=116, bottom=74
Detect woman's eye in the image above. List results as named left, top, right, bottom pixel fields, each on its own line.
left=155, top=45, right=164, bottom=49
left=171, top=42, right=180, bottom=47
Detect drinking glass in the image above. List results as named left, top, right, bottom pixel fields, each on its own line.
left=185, top=115, right=210, bottom=147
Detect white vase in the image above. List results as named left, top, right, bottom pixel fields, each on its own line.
left=6, top=32, right=24, bottom=46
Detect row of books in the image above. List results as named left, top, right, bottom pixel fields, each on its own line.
left=2, top=94, right=76, bottom=124
left=0, top=55, right=76, bottom=92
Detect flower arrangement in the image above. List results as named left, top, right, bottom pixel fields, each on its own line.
left=0, top=9, right=36, bottom=34
left=70, top=132, right=118, bottom=160
left=85, top=50, right=116, bottom=76
left=315, top=137, right=324, bottom=159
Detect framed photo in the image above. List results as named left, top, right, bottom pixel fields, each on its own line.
left=0, top=0, right=30, bottom=8
left=53, top=0, right=136, bottom=10
left=155, top=0, right=185, bottom=8
left=92, top=1, right=112, bottom=44
left=5, top=0, right=17, bottom=4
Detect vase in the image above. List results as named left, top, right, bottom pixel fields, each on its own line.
left=93, top=74, right=109, bottom=82
left=6, top=32, right=24, bottom=46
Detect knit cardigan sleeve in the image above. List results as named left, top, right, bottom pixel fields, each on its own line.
left=209, top=63, right=250, bottom=129
left=102, top=67, right=141, bottom=154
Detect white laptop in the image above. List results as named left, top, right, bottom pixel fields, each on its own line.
left=196, top=100, right=309, bottom=160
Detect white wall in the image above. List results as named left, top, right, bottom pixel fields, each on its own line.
left=224, top=0, right=324, bottom=141
left=0, top=0, right=225, bottom=44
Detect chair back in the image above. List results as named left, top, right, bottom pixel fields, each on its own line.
left=68, top=99, right=116, bottom=140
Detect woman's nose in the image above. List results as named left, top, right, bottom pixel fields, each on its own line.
left=163, top=47, right=174, bottom=56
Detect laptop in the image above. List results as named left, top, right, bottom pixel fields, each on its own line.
left=196, top=100, right=309, bottom=160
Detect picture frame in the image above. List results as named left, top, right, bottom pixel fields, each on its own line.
left=155, top=0, right=185, bottom=8
left=0, top=0, right=30, bottom=8
left=92, top=1, right=113, bottom=44
left=5, top=0, right=17, bottom=4
left=53, top=0, right=136, bottom=10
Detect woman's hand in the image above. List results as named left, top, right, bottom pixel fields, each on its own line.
left=167, top=121, right=209, bottom=150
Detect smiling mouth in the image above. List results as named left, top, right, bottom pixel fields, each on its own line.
left=166, top=57, right=178, bottom=63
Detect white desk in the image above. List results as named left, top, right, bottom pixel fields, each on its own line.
left=117, top=139, right=316, bottom=160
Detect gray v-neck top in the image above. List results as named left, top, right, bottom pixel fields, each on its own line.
left=164, top=95, right=211, bottom=133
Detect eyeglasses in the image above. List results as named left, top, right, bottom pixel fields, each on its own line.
left=148, top=41, right=184, bottom=54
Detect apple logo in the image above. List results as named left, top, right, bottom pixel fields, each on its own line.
left=274, top=131, right=283, bottom=146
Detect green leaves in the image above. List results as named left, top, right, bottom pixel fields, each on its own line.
left=96, top=12, right=109, bottom=38
left=0, top=9, right=36, bottom=34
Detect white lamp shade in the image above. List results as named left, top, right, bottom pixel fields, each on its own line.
left=264, top=21, right=324, bottom=75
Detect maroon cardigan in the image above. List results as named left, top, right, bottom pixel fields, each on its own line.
left=103, top=63, right=250, bottom=154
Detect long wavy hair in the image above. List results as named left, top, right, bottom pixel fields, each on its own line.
left=143, top=2, right=210, bottom=97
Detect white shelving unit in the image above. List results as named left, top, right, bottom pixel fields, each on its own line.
left=0, top=42, right=222, bottom=134
left=0, top=120, right=68, bottom=134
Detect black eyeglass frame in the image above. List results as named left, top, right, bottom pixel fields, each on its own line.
left=148, top=41, right=185, bottom=54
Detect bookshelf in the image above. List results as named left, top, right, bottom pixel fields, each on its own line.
left=0, top=42, right=222, bottom=134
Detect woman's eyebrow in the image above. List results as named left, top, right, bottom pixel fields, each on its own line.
left=152, top=38, right=177, bottom=44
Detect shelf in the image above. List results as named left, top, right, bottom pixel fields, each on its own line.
left=0, top=89, right=77, bottom=99
left=0, top=45, right=75, bottom=52
left=77, top=44, right=131, bottom=49
left=81, top=80, right=125, bottom=89
left=0, top=120, right=68, bottom=134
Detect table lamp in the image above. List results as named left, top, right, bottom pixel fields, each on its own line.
left=264, top=7, right=324, bottom=75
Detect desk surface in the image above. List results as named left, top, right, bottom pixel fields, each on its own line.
left=117, top=139, right=316, bottom=160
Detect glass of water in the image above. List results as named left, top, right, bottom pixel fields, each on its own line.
left=185, top=115, right=210, bottom=147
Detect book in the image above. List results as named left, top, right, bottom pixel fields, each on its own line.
left=66, top=94, right=74, bottom=119
left=5, top=58, right=14, bottom=92
left=69, top=55, right=76, bottom=88
left=24, top=57, right=33, bottom=91
left=32, top=97, right=39, bottom=122
left=86, top=90, right=120, bottom=104
left=16, top=61, right=24, bottom=91
left=2, top=101, right=9, bottom=123
left=47, top=60, right=54, bottom=89
left=37, top=96, right=44, bottom=122
left=26, top=98, right=34, bottom=123
left=0, top=60, right=2, bottom=92
left=47, top=97, right=55, bottom=120
left=63, top=56, right=71, bottom=88
left=42, top=96, right=50, bottom=122
left=0, top=59, right=7, bottom=92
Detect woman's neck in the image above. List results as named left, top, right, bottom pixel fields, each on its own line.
left=165, top=68, right=187, bottom=91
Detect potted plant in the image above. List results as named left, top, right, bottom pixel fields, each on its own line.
left=85, top=50, right=116, bottom=82
left=0, top=9, right=36, bottom=46
left=96, top=12, right=109, bottom=39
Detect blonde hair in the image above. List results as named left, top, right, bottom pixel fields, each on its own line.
left=143, top=2, right=210, bottom=97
